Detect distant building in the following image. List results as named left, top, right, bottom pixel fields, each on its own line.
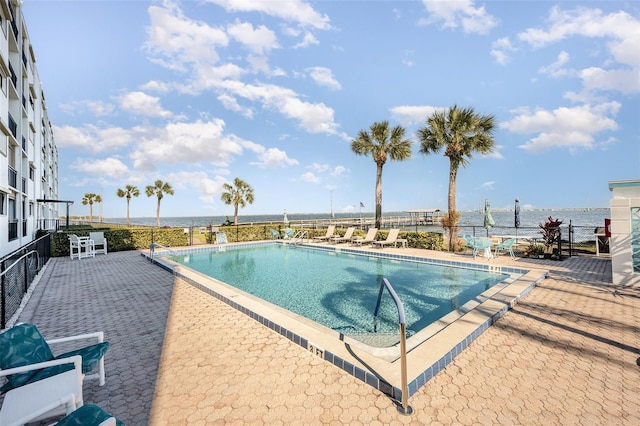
left=0, top=0, right=59, bottom=259
left=608, top=179, right=640, bottom=288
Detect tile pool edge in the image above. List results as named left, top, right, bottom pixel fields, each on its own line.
left=142, top=243, right=547, bottom=403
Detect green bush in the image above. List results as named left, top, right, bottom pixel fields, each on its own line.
left=52, top=224, right=445, bottom=256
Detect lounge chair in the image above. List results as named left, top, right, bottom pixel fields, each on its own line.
left=372, top=229, right=400, bottom=249
left=351, top=228, right=378, bottom=246
left=216, top=232, right=228, bottom=244
left=330, top=227, right=355, bottom=244
left=494, top=237, right=516, bottom=259
left=313, top=225, right=336, bottom=242
left=56, top=403, right=124, bottom=426
left=89, top=232, right=108, bottom=255
left=269, top=228, right=280, bottom=239
left=282, top=228, right=295, bottom=239
left=0, top=323, right=110, bottom=424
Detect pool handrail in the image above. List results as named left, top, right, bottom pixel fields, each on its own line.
left=290, top=230, right=308, bottom=245
left=374, top=277, right=413, bottom=415
left=149, top=243, right=178, bottom=260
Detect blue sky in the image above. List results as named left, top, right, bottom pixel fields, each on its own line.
left=23, top=0, right=639, bottom=219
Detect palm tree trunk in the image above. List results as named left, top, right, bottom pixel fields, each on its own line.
left=448, top=162, right=458, bottom=251
left=89, top=204, right=93, bottom=223
left=234, top=204, right=239, bottom=226
left=375, top=163, right=383, bottom=229
left=126, top=199, right=131, bottom=227
left=156, top=199, right=161, bottom=227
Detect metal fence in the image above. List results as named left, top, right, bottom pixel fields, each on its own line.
left=1, top=233, right=51, bottom=328
left=456, top=223, right=602, bottom=257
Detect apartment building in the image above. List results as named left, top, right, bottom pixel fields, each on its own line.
left=0, top=0, right=58, bottom=259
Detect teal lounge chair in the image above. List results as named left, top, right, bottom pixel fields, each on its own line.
left=269, top=229, right=280, bottom=239
left=463, top=235, right=494, bottom=259
left=0, top=323, right=110, bottom=394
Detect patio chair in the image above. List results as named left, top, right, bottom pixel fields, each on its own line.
left=463, top=235, right=494, bottom=259
left=89, top=232, right=108, bottom=255
left=216, top=232, right=228, bottom=244
left=351, top=228, right=378, bottom=246
left=313, top=225, right=336, bottom=242
left=269, top=228, right=280, bottom=239
left=372, top=229, right=400, bottom=249
left=0, top=323, right=110, bottom=395
left=494, top=237, right=516, bottom=259
left=282, top=228, right=295, bottom=239
left=68, top=235, right=94, bottom=260
left=330, top=227, right=355, bottom=244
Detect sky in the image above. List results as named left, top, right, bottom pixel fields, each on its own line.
left=22, top=0, right=640, bottom=219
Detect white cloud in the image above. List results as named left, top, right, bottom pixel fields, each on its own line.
left=130, top=119, right=246, bottom=170
left=308, top=163, right=329, bottom=173
left=517, top=6, right=640, bottom=94
left=119, top=91, right=172, bottom=118
left=307, top=67, right=341, bottom=90
left=490, top=37, right=516, bottom=65
left=140, top=80, right=171, bottom=93
left=539, top=51, right=572, bottom=78
left=205, top=0, right=331, bottom=30
left=53, top=124, right=135, bottom=153
left=71, top=157, right=129, bottom=178
left=165, top=170, right=227, bottom=203
left=251, top=147, right=299, bottom=168
left=390, top=105, right=441, bottom=126
left=293, top=31, right=319, bottom=48
left=481, top=181, right=495, bottom=191
left=502, top=102, right=620, bottom=153
left=330, top=165, right=348, bottom=177
left=300, top=172, right=321, bottom=183
left=227, top=20, right=279, bottom=54
left=419, top=0, right=498, bottom=34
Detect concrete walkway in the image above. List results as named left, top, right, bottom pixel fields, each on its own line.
left=8, top=247, right=640, bottom=425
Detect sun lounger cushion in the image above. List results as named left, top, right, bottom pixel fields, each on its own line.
left=56, top=404, right=124, bottom=426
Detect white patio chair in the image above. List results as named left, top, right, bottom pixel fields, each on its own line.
left=89, top=232, right=108, bottom=255
left=68, top=235, right=95, bottom=260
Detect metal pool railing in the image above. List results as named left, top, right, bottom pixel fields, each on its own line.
left=375, top=277, right=413, bottom=415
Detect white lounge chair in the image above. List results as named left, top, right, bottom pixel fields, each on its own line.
left=313, top=225, right=336, bottom=242
left=351, top=228, right=378, bottom=246
left=372, top=229, right=400, bottom=249
left=89, top=232, right=108, bottom=255
left=330, top=227, right=355, bottom=244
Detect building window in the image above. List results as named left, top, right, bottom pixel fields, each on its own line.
left=0, top=193, right=5, bottom=215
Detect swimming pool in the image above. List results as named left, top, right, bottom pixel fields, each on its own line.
left=168, top=244, right=509, bottom=347
left=149, top=241, right=547, bottom=402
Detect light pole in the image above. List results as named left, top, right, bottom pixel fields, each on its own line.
left=330, top=189, right=334, bottom=218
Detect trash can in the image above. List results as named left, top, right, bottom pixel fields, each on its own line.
left=594, top=226, right=610, bottom=256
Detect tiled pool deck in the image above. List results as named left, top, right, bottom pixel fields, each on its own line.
left=8, top=245, right=640, bottom=425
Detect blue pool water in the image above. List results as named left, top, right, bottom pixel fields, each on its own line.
left=170, top=244, right=509, bottom=342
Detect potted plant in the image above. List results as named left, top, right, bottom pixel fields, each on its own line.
left=539, top=216, right=563, bottom=259
left=525, top=243, right=545, bottom=258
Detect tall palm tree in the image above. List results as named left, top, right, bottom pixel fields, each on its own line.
left=351, top=120, right=412, bottom=229
left=417, top=105, right=496, bottom=250
left=116, top=185, right=140, bottom=226
left=221, top=177, right=255, bottom=226
left=81, top=193, right=102, bottom=223
left=145, top=180, right=174, bottom=227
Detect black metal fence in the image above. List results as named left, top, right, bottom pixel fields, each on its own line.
left=457, top=223, right=602, bottom=257
left=0, top=233, right=51, bottom=329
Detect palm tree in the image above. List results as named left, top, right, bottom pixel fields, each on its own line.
left=116, top=185, right=140, bottom=226
left=145, top=180, right=175, bottom=227
left=351, top=120, right=412, bottom=229
left=220, top=177, right=255, bottom=226
left=81, top=193, right=102, bottom=223
left=417, top=105, right=496, bottom=250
